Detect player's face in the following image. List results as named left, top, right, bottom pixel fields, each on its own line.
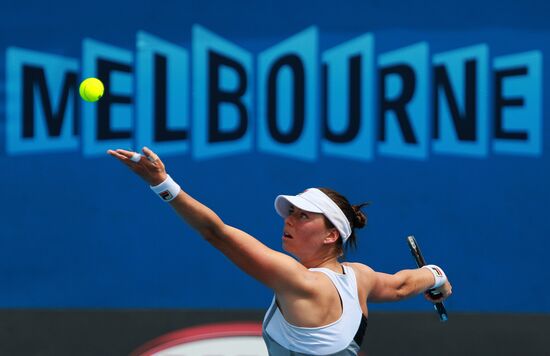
left=281, top=206, right=332, bottom=258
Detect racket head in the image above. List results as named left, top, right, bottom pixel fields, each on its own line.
left=407, top=235, right=427, bottom=267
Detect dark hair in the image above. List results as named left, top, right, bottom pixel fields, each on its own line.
left=317, top=187, right=369, bottom=256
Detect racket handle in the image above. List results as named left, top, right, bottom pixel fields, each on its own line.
left=434, top=302, right=448, bottom=322
left=427, top=289, right=448, bottom=322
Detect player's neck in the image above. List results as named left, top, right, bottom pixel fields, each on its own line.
left=302, top=256, right=342, bottom=274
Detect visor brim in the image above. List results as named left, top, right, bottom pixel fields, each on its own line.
left=274, top=194, right=324, bottom=218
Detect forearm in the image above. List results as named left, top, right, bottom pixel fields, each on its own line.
left=108, top=148, right=229, bottom=243
left=395, top=268, right=436, bottom=299
left=168, top=190, right=226, bottom=241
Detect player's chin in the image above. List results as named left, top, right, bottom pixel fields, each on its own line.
left=281, top=239, right=290, bottom=251
left=281, top=240, right=297, bottom=255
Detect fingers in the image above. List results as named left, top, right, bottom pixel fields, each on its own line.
left=425, top=293, right=444, bottom=303
left=107, top=148, right=145, bottom=162
left=107, top=149, right=134, bottom=167
left=424, top=285, right=452, bottom=303
left=107, top=147, right=167, bottom=186
left=107, top=147, right=162, bottom=168
left=141, top=146, right=159, bottom=163
left=110, top=148, right=134, bottom=158
left=107, top=148, right=140, bottom=163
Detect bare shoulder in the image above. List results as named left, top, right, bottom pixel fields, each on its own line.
left=344, top=262, right=376, bottom=275
left=343, top=262, right=377, bottom=288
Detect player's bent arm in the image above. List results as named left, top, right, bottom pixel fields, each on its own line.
left=366, top=267, right=437, bottom=302
left=168, top=190, right=316, bottom=296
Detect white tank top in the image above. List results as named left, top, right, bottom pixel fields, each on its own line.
left=262, top=265, right=364, bottom=355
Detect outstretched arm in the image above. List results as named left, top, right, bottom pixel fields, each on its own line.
left=107, top=147, right=316, bottom=296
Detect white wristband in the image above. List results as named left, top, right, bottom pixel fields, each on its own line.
left=150, top=174, right=181, bottom=202
left=422, top=264, right=447, bottom=289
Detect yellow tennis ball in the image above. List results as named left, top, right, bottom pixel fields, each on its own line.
left=79, top=77, right=104, bottom=102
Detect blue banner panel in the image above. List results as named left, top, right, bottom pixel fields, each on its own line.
left=378, top=42, right=430, bottom=160
left=493, top=51, right=542, bottom=155
left=135, top=31, right=190, bottom=156
left=432, top=44, right=489, bottom=157
left=321, top=34, right=376, bottom=161
left=82, top=39, right=134, bottom=157
left=6, top=48, right=78, bottom=154
left=258, top=27, right=319, bottom=161
left=192, top=25, right=253, bottom=160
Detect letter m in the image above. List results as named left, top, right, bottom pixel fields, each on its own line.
left=6, top=48, right=79, bottom=154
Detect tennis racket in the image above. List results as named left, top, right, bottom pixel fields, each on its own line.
left=407, top=235, right=448, bottom=322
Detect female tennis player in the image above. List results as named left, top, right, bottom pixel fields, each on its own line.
left=108, top=147, right=452, bottom=356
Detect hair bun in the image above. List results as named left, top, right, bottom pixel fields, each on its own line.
left=352, top=203, right=369, bottom=229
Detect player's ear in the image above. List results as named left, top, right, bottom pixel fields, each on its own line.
left=323, top=228, right=339, bottom=244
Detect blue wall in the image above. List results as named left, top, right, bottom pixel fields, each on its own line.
left=1, top=0, right=549, bottom=313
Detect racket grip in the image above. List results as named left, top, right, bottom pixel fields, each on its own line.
left=434, top=302, right=448, bottom=322
left=427, top=290, right=448, bottom=322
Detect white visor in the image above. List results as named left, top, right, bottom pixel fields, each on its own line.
left=274, top=188, right=352, bottom=243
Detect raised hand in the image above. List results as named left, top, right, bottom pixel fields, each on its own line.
left=107, top=147, right=167, bottom=186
